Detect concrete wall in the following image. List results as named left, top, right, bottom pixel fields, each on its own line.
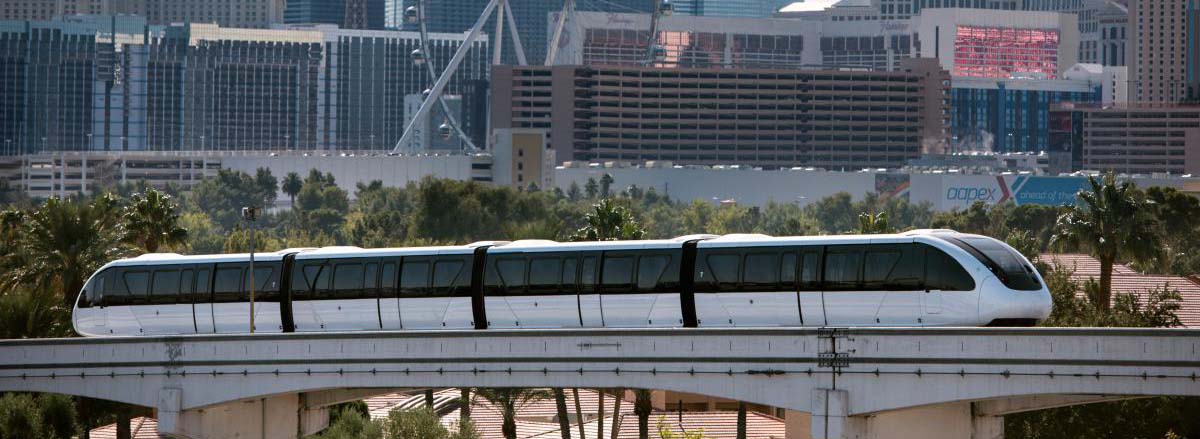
left=555, top=166, right=1200, bottom=211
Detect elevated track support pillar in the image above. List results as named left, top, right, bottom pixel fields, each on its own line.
left=157, top=390, right=328, bottom=439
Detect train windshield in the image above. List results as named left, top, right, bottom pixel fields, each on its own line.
left=943, top=236, right=1042, bottom=291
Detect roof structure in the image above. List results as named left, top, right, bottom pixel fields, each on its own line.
left=89, top=417, right=160, bottom=439
left=1041, top=253, right=1200, bottom=327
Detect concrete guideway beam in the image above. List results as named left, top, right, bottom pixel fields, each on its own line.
left=0, top=327, right=1196, bottom=438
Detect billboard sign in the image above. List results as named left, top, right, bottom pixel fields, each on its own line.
left=933, top=175, right=1087, bottom=210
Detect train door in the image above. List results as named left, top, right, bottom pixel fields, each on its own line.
left=246, top=263, right=282, bottom=333
left=211, top=263, right=251, bottom=333
left=598, top=250, right=680, bottom=327
left=721, top=251, right=803, bottom=327
left=289, top=259, right=326, bottom=331
left=819, top=245, right=885, bottom=326
left=193, top=265, right=215, bottom=333
left=578, top=252, right=603, bottom=327
left=871, top=244, right=925, bottom=325
left=797, top=250, right=826, bottom=326
left=378, top=259, right=401, bottom=330
left=399, top=255, right=475, bottom=329
left=144, top=266, right=196, bottom=334
left=501, top=253, right=582, bottom=328
left=126, top=266, right=184, bottom=333
left=308, top=258, right=379, bottom=331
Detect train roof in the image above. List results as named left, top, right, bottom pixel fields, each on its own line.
left=100, top=231, right=978, bottom=267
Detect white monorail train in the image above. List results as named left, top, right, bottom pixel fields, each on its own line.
left=72, top=230, right=1052, bottom=336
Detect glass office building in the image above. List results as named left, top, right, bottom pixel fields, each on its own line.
left=0, top=17, right=490, bottom=154
left=950, top=77, right=1099, bottom=153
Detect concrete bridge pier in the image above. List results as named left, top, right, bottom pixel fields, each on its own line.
left=156, top=389, right=329, bottom=439
left=795, top=392, right=1133, bottom=439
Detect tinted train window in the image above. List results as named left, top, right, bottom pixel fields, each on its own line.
left=946, top=237, right=1040, bottom=291
left=528, top=257, right=561, bottom=293
left=123, top=271, right=150, bottom=305
left=380, top=262, right=397, bottom=298
left=433, top=259, right=467, bottom=296
left=195, top=268, right=211, bottom=301
left=800, top=252, right=821, bottom=290
left=561, top=258, right=578, bottom=291
left=863, top=251, right=900, bottom=286
left=150, top=269, right=180, bottom=305
left=364, top=263, right=379, bottom=295
left=179, top=269, right=194, bottom=302
left=213, top=266, right=243, bottom=302
left=637, top=255, right=671, bottom=291
left=926, top=248, right=975, bottom=291
left=705, top=254, right=739, bottom=290
left=781, top=253, right=797, bottom=285
left=824, top=248, right=862, bottom=290
left=494, top=258, right=526, bottom=294
left=601, top=256, right=635, bottom=292
left=400, top=261, right=430, bottom=296
left=100, top=269, right=128, bottom=306
left=581, top=257, right=597, bottom=289
left=743, top=253, right=779, bottom=289
left=333, top=262, right=365, bottom=299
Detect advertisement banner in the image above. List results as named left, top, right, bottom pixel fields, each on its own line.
left=934, top=175, right=1088, bottom=210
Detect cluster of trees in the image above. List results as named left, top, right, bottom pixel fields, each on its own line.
left=0, top=169, right=1198, bottom=438
left=313, top=388, right=706, bottom=439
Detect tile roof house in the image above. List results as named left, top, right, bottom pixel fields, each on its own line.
left=1040, top=253, right=1200, bottom=327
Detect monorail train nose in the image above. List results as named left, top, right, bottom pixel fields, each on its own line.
left=978, top=276, right=1053, bottom=326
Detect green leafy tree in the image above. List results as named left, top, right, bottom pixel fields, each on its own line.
left=4, top=195, right=127, bottom=308
left=282, top=172, right=303, bottom=207
left=122, top=188, right=188, bottom=254
left=655, top=417, right=708, bottom=439
left=383, top=407, right=448, bottom=439
left=312, top=405, right=383, bottom=439
left=476, top=389, right=552, bottom=439
left=856, top=211, right=893, bottom=234
left=0, top=393, right=77, bottom=439
left=1052, top=174, right=1162, bottom=309
left=570, top=199, right=645, bottom=241
left=0, top=289, right=73, bottom=339
left=567, top=182, right=582, bottom=202
left=190, top=169, right=278, bottom=229
left=585, top=178, right=599, bottom=200
left=599, top=174, right=614, bottom=198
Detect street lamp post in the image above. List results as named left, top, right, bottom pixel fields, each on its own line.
left=242, top=206, right=260, bottom=333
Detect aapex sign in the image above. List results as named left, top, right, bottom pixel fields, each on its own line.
left=937, top=176, right=1087, bottom=210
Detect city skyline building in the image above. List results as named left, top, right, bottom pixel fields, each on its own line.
left=672, top=0, right=793, bottom=17
left=1050, top=104, right=1200, bottom=174
left=910, top=9, right=1079, bottom=79
left=949, top=76, right=1100, bottom=153
left=492, top=59, right=951, bottom=170
left=1128, top=0, right=1197, bottom=102
left=381, top=0, right=653, bottom=63
left=552, top=12, right=810, bottom=69
left=0, top=0, right=286, bottom=28
left=0, top=16, right=490, bottom=154
left=285, top=0, right=385, bottom=29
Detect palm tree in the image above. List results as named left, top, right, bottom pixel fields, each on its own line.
left=460, top=388, right=472, bottom=425
left=597, top=390, right=605, bottom=439
left=609, top=389, right=624, bottom=439
left=476, top=388, right=552, bottom=439
left=1052, top=173, right=1162, bottom=309
left=599, top=173, right=614, bottom=198
left=122, top=188, right=188, bottom=254
left=554, top=389, right=572, bottom=439
left=282, top=171, right=303, bottom=207
left=736, top=401, right=747, bottom=439
left=570, top=199, right=645, bottom=241
left=856, top=211, right=894, bottom=234
left=5, top=195, right=127, bottom=309
left=634, top=390, right=653, bottom=439
left=573, top=389, right=586, bottom=439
